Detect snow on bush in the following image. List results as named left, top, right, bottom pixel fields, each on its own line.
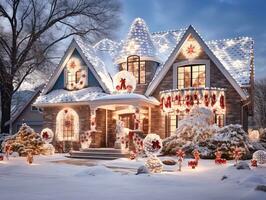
left=207, top=124, right=253, bottom=159
left=1, top=123, right=55, bottom=156
left=162, top=106, right=219, bottom=155
left=162, top=106, right=254, bottom=159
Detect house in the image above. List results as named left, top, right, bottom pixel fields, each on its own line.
left=34, top=18, right=254, bottom=151
left=10, top=85, right=44, bottom=134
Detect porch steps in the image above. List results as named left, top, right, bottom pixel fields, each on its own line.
left=68, top=148, right=129, bottom=160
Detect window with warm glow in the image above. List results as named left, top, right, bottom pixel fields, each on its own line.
left=127, top=55, right=146, bottom=84
left=169, top=114, right=185, bottom=135
left=62, top=113, right=75, bottom=140
left=56, top=108, right=79, bottom=141
left=177, top=65, right=205, bottom=89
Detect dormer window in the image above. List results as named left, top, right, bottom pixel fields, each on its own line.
left=126, top=55, right=146, bottom=84
left=65, top=58, right=87, bottom=90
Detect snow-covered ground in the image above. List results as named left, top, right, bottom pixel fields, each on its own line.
left=0, top=154, right=265, bottom=200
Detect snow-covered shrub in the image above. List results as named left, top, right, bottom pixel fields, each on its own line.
left=207, top=124, right=253, bottom=159
left=162, top=106, right=254, bottom=159
left=162, top=106, right=219, bottom=155
left=1, top=123, right=55, bottom=156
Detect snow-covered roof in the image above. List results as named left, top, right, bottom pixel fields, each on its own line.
left=35, top=87, right=107, bottom=105
left=93, top=19, right=253, bottom=87
left=115, top=18, right=160, bottom=64
left=74, top=37, right=114, bottom=92
left=35, top=87, right=159, bottom=106
left=38, top=18, right=253, bottom=106
left=207, top=37, right=253, bottom=86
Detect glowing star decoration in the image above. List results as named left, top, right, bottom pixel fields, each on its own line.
left=113, top=70, right=136, bottom=93
left=56, top=108, right=79, bottom=141
left=182, top=39, right=201, bottom=59
left=67, top=58, right=81, bottom=71
left=40, top=128, right=54, bottom=143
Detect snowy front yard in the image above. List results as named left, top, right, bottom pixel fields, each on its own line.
left=0, top=154, right=265, bottom=200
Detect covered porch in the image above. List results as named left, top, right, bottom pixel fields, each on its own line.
left=87, top=93, right=160, bottom=149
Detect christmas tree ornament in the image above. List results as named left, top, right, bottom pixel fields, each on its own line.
left=0, top=154, right=4, bottom=161
left=252, top=150, right=266, bottom=165
left=176, top=149, right=185, bottom=171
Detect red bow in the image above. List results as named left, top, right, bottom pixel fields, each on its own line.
left=152, top=140, right=161, bottom=150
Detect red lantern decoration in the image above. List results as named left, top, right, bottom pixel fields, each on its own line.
left=160, top=97, right=164, bottom=109
left=220, top=94, right=225, bottom=109
left=204, top=93, right=209, bottom=106
left=185, top=94, right=191, bottom=107
left=211, top=93, right=216, bottom=106
left=165, top=96, right=172, bottom=108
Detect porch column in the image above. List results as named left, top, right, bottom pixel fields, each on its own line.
left=90, top=108, right=96, bottom=131
left=148, top=106, right=151, bottom=133
left=134, top=106, right=141, bottom=130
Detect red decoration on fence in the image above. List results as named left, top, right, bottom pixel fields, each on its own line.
left=211, top=93, right=216, bottom=106
left=204, top=93, right=209, bottom=106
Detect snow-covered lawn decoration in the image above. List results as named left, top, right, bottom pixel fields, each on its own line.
left=1, top=124, right=55, bottom=156
left=253, top=150, right=266, bottom=164
left=162, top=106, right=254, bottom=159
left=143, top=134, right=163, bottom=173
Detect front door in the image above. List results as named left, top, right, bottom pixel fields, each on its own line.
left=119, top=114, right=134, bottom=130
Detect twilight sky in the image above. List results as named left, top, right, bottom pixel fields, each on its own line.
left=119, top=0, right=266, bottom=80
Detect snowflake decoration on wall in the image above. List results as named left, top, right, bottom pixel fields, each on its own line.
left=182, top=39, right=201, bottom=59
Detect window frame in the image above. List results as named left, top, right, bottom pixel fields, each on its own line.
left=173, top=59, right=210, bottom=90
left=177, top=64, right=206, bottom=89
left=64, top=65, right=88, bottom=90
left=127, top=55, right=146, bottom=84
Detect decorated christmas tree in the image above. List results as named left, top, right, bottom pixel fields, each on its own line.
left=1, top=123, right=54, bottom=156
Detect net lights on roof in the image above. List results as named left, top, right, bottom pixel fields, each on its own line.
left=116, top=18, right=159, bottom=64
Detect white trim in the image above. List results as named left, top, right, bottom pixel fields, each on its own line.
left=42, top=39, right=109, bottom=95
left=173, top=59, right=210, bottom=89
left=145, top=26, right=247, bottom=100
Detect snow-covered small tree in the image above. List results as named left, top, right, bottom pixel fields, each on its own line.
left=1, top=123, right=54, bottom=156
left=162, top=106, right=219, bottom=155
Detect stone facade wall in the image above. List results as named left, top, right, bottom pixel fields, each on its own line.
left=209, top=60, right=243, bottom=125
left=43, top=105, right=90, bottom=151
